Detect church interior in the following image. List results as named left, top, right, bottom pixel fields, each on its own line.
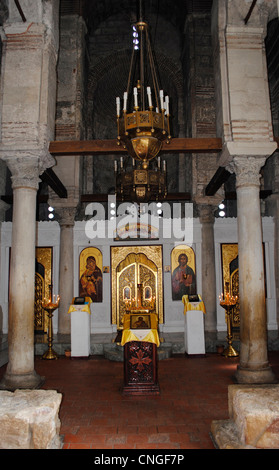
left=0, top=0, right=279, bottom=450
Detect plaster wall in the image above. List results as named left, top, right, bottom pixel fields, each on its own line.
left=0, top=216, right=277, bottom=336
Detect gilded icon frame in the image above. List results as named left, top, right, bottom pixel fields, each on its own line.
left=79, top=247, right=103, bottom=302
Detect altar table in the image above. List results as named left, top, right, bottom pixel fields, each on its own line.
left=182, top=295, right=206, bottom=356
left=121, top=313, right=160, bottom=395
left=68, top=298, right=92, bottom=357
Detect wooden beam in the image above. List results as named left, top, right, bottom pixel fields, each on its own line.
left=80, top=192, right=191, bottom=203
left=40, top=168, right=68, bottom=198
left=49, top=137, right=223, bottom=155
left=205, top=166, right=231, bottom=196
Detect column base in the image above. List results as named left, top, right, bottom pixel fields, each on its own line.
left=0, top=370, right=45, bottom=391
left=235, top=365, right=277, bottom=384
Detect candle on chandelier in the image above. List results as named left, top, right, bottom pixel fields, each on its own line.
left=133, top=87, right=138, bottom=108
left=160, top=89, right=164, bottom=110
left=123, top=91, right=128, bottom=111
left=116, top=96, right=120, bottom=116
left=147, top=86, right=152, bottom=108
left=165, top=95, right=169, bottom=115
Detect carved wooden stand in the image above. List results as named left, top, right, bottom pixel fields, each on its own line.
left=123, top=341, right=160, bottom=395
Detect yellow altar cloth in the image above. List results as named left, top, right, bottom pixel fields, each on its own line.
left=121, top=313, right=160, bottom=347
left=68, top=297, right=92, bottom=315
left=182, top=295, right=206, bottom=315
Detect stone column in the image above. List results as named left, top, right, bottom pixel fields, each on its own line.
left=56, top=207, right=76, bottom=335
left=232, top=156, right=276, bottom=384
left=266, top=193, right=279, bottom=327
left=0, top=158, right=43, bottom=390
left=198, top=204, right=217, bottom=333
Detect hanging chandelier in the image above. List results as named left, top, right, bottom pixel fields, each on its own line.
left=115, top=5, right=171, bottom=202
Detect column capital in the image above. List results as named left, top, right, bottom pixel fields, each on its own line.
left=55, top=206, right=76, bottom=227
left=230, top=155, right=266, bottom=189
left=3, top=155, right=41, bottom=190
left=198, top=204, right=216, bottom=224
left=1, top=148, right=56, bottom=190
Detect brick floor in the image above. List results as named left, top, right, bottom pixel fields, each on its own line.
left=1, top=351, right=279, bottom=450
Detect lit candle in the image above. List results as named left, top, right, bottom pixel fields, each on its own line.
left=147, top=86, right=152, bottom=108
left=120, top=156, right=123, bottom=168
left=114, top=160, right=117, bottom=172
left=133, top=87, right=138, bottom=108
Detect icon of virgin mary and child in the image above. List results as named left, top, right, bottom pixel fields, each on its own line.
left=79, top=256, right=102, bottom=302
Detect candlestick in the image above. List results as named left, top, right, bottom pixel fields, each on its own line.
left=219, top=291, right=238, bottom=357
left=41, top=294, right=60, bottom=360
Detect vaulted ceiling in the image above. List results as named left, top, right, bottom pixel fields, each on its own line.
left=60, top=0, right=213, bottom=34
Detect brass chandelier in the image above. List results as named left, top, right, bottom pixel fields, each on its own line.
left=115, top=5, right=171, bottom=202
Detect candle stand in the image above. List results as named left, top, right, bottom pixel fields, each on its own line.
left=219, top=292, right=239, bottom=358
left=42, top=296, right=60, bottom=360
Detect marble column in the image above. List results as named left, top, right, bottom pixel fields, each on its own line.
left=56, top=207, right=76, bottom=335
left=265, top=193, right=279, bottom=327
left=0, top=158, right=43, bottom=390
left=233, top=156, right=276, bottom=384
left=199, top=204, right=217, bottom=333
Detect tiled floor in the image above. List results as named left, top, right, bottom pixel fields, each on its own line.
left=1, top=351, right=279, bottom=450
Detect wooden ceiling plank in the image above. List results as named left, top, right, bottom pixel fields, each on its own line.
left=49, top=137, right=223, bottom=155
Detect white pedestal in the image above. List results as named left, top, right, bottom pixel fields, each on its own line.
left=71, top=310, right=91, bottom=357
left=184, top=310, right=205, bottom=355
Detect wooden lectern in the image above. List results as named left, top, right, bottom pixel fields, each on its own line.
left=121, top=284, right=160, bottom=395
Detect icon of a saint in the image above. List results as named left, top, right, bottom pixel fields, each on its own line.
left=172, top=253, right=196, bottom=300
